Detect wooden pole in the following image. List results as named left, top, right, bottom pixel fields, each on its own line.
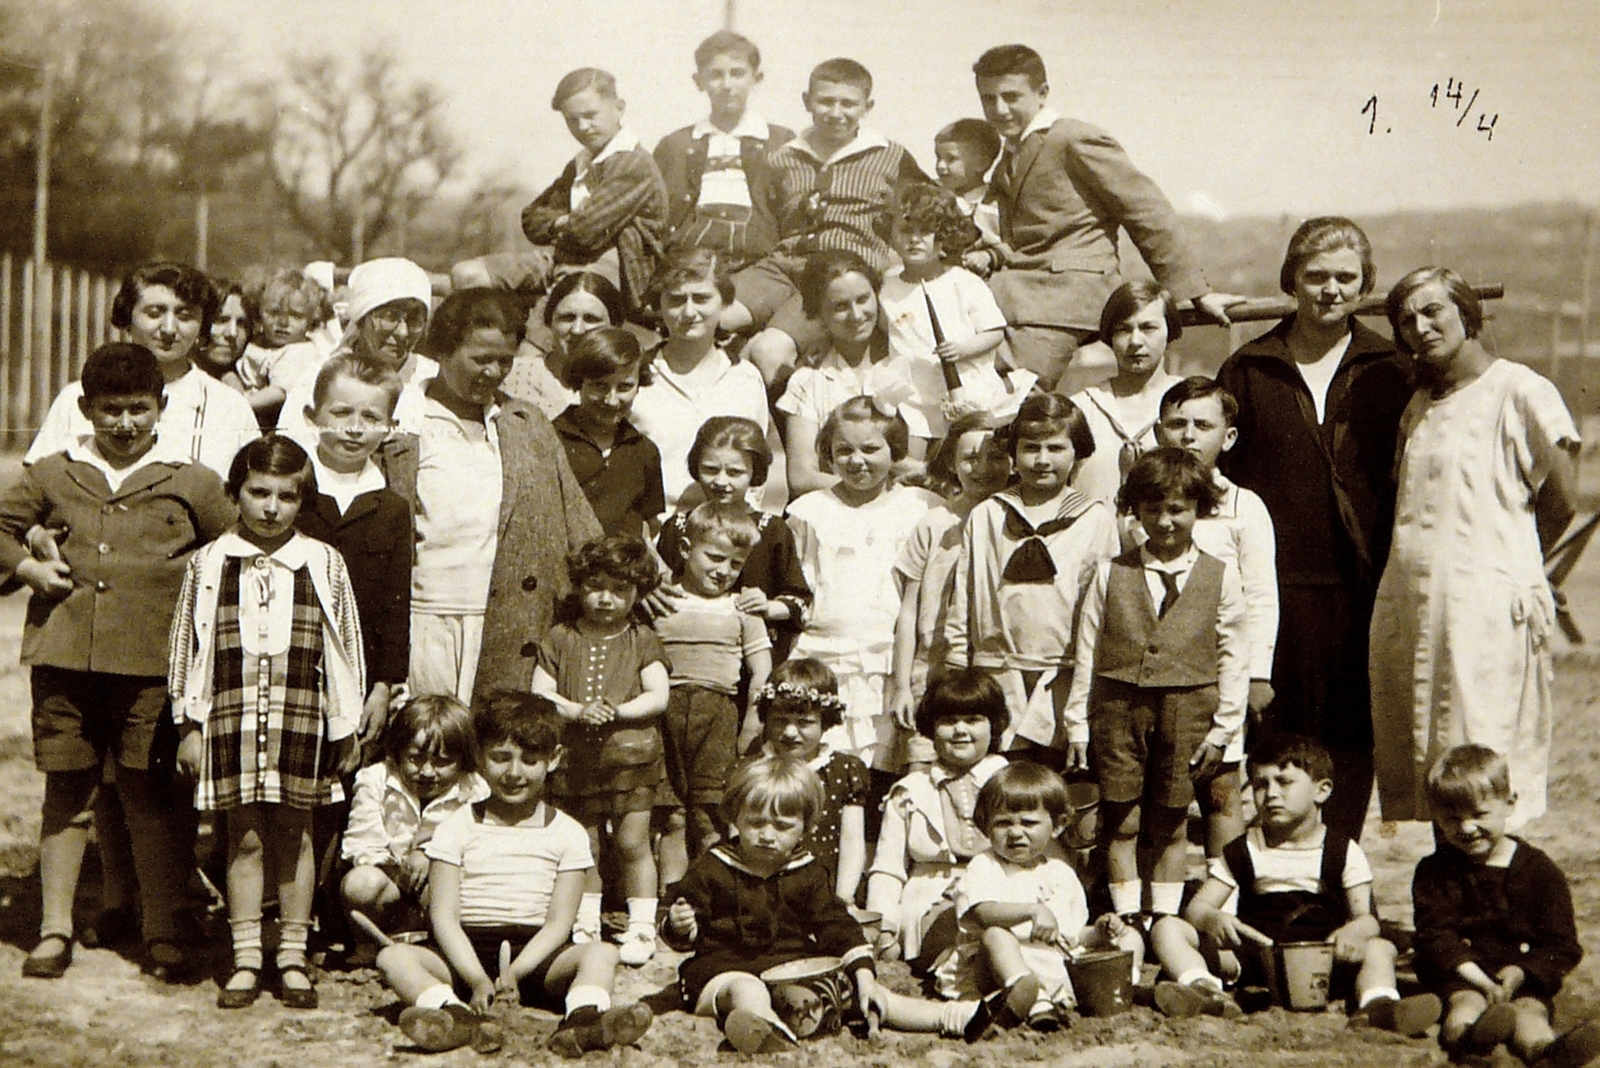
left=74, top=267, right=88, bottom=376
left=0, top=252, right=10, bottom=444
left=1175, top=283, right=1505, bottom=328
left=195, top=191, right=210, bottom=272
left=20, top=258, right=33, bottom=439
left=31, top=60, right=52, bottom=405
left=34, top=264, right=52, bottom=423
left=56, top=266, right=70, bottom=396
left=92, top=275, right=108, bottom=348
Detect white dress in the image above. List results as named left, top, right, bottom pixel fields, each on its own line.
left=1370, top=360, right=1578, bottom=829
left=786, top=483, right=940, bottom=770
left=1067, top=375, right=1180, bottom=505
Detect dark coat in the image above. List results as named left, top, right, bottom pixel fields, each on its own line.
left=653, top=121, right=794, bottom=259
left=296, top=485, right=413, bottom=686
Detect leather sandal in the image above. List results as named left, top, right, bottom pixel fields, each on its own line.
left=216, top=966, right=262, bottom=1009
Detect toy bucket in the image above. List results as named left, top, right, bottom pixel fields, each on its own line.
left=1261, top=942, right=1335, bottom=1010
left=760, top=956, right=852, bottom=1038
left=1063, top=778, right=1100, bottom=850
left=1066, top=949, right=1134, bottom=1017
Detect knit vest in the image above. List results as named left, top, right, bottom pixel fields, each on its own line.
left=1223, top=831, right=1351, bottom=942
left=1094, top=550, right=1222, bottom=688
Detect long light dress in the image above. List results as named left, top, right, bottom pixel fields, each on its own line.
left=1370, top=360, right=1578, bottom=830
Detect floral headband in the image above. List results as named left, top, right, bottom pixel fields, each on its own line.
left=757, top=681, right=847, bottom=713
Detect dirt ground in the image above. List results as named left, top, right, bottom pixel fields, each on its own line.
left=2, top=547, right=1599, bottom=1067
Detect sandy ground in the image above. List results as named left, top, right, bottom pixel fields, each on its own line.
left=1, top=508, right=1598, bottom=1067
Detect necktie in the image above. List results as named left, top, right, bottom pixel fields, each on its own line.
left=1157, top=570, right=1181, bottom=618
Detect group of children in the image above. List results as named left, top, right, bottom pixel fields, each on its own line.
left=2, top=22, right=1596, bottom=1068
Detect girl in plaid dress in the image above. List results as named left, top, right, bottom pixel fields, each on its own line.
left=171, top=436, right=366, bottom=1009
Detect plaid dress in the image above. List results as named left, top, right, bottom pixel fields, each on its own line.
left=196, top=557, right=338, bottom=811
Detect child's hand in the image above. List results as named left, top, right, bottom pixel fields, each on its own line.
left=1495, top=965, right=1525, bottom=1001
left=1203, top=912, right=1273, bottom=951
left=398, top=849, right=430, bottom=895
left=1328, top=921, right=1367, bottom=965
left=640, top=584, right=682, bottom=620
left=176, top=728, right=204, bottom=780
left=1189, top=741, right=1223, bottom=783
left=874, top=928, right=901, bottom=960
left=1030, top=904, right=1060, bottom=945
left=961, top=249, right=993, bottom=276
left=884, top=685, right=916, bottom=732
left=15, top=557, right=73, bottom=598
left=1095, top=912, right=1128, bottom=942
left=666, top=897, right=698, bottom=941
left=577, top=701, right=613, bottom=726
left=1247, top=680, right=1275, bottom=720
left=359, top=683, right=392, bottom=750
left=333, top=734, right=360, bottom=776
left=1065, top=741, right=1090, bottom=772
left=939, top=395, right=984, bottom=427
left=469, top=977, right=497, bottom=1014
left=734, top=588, right=769, bottom=616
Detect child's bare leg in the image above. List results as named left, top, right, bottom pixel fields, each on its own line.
left=576, top=824, right=605, bottom=940
left=978, top=926, right=1033, bottom=989
left=614, top=809, right=658, bottom=960
left=1441, top=989, right=1489, bottom=1047
left=341, top=864, right=403, bottom=925
left=875, top=989, right=984, bottom=1034
left=655, top=807, right=688, bottom=891
left=720, top=301, right=755, bottom=336
left=34, top=771, right=98, bottom=953
left=1354, top=936, right=1400, bottom=1002
left=1199, top=767, right=1244, bottom=857
left=376, top=943, right=455, bottom=1004
left=224, top=805, right=268, bottom=989
left=267, top=806, right=316, bottom=989
left=1100, top=799, right=1142, bottom=914
left=1509, top=996, right=1558, bottom=1061
left=1150, top=914, right=1211, bottom=983
left=745, top=329, right=799, bottom=388
left=1147, top=804, right=1190, bottom=917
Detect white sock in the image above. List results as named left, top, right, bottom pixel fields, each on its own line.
left=1177, top=967, right=1219, bottom=990
left=416, top=983, right=461, bottom=1010
left=1150, top=881, right=1185, bottom=917
left=1109, top=880, right=1142, bottom=915
left=565, top=983, right=612, bottom=1017
left=575, top=893, right=603, bottom=935
left=626, top=897, right=658, bottom=931
left=1359, top=986, right=1401, bottom=1009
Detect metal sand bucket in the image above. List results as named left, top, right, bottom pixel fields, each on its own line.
left=760, top=956, right=853, bottom=1038
left=1260, top=941, right=1335, bottom=1011
left=1066, top=949, right=1134, bottom=1017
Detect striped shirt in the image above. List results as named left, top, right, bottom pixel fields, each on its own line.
left=764, top=129, right=929, bottom=269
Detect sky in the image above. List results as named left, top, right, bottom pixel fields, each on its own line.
left=179, top=0, right=1598, bottom=222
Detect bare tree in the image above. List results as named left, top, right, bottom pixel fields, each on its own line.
left=264, top=47, right=462, bottom=263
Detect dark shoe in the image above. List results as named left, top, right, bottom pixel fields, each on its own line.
left=277, top=965, right=318, bottom=1009
left=548, top=1003, right=654, bottom=1058
left=1026, top=1006, right=1067, bottom=1033
left=22, top=934, right=73, bottom=979
left=400, top=1004, right=474, bottom=1052
left=964, top=973, right=1041, bottom=1042
left=145, top=940, right=199, bottom=983
left=1459, top=1001, right=1518, bottom=1055
left=216, top=967, right=262, bottom=1009
left=1538, top=1020, right=1600, bottom=1068
left=79, top=906, right=138, bottom=949
left=722, top=1008, right=797, bottom=1055
left=1363, top=993, right=1442, bottom=1038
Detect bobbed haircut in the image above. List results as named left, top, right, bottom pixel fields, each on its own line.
left=914, top=667, right=1009, bottom=748
left=1280, top=215, right=1376, bottom=297
left=1248, top=732, right=1335, bottom=787
left=566, top=533, right=661, bottom=599
left=424, top=287, right=526, bottom=359
left=974, top=760, right=1069, bottom=831
left=720, top=755, right=826, bottom=834
left=1099, top=278, right=1182, bottom=345
left=81, top=342, right=165, bottom=401
left=310, top=354, right=404, bottom=415
left=383, top=693, right=477, bottom=772
left=934, top=118, right=1003, bottom=171
left=1159, top=375, right=1238, bottom=426
left=226, top=433, right=315, bottom=499
left=544, top=270, right=626, bottom=329
left=213, top=277, right=255, bottom=329
left=1426, top=744, right=1514, bottom=811
left=695, top=29, right=761, bottom=70
left=687, top=415, right=771, bottom=487
left=646, top=246, right=737, bottom=311
left=925, top=411, right=1004, bottom=495
left=808, top=57, right=872, bottom=96
left=473, top=691, right=564, bottom=761
left=1385, top=266, right=1484, bottom=356
left=757, top=657, right=844, bottom=729
left=551, top=67, right=618, bottom=110
left=1116, top=446, right=1223, bottom=518
left=816, top=395, right=910, bottom=473
left=683, top=500, right=760, bottom=551
left=111, top=262, right=218, bottom=342
left=891, top=182, right=980, bottom=261
left=562, top=326, right=651, bottom=390
left=971, top=44, right=1048, bottom=89
left=995, top=392, right=1095, bottom=461
left=799, top=248, right=882, bottom=320
left=249, top=266, right=334, bottom=324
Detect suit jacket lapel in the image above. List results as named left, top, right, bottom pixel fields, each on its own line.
left=1007, top=122, right=1053, bottom=198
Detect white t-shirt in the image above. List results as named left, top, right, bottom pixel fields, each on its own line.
left=1206, top=826, right=1373, bottom=901
left=954, top=848, right=1088, bottom=943
left=425, top=802, right=593, bottom=929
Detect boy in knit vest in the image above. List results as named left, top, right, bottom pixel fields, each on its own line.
left=1062, top=447, right=1245, bottom=925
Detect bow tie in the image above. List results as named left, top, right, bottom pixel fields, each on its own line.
left=1000, top=506, right=1083, bottom=583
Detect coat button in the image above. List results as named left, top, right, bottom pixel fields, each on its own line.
left=97, top=543, right=110, bottom=554
left=521, top=641, right=538, bottom=658
left=522, top=576, right=538, bottom=591
left=95, top=580, right=108, bottom=591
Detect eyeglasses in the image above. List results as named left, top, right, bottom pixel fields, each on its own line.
left=366, top=303, right=427, bottom=332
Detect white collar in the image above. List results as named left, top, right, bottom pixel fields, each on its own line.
left=422, top=390, right=502, bottom=428
left=311, top=453, right=387, bottom=499
left=577, top=127, right=641, bottom=173
left=1014, top=107, right=1061, bottom=144
left=1139, top=542, right=1200, bottom=574
left=692, top=113, right=770, bottom=140
left=787, top=127, right=889, bottom=165
left=214, top=529, right=313, bottom=569
left=927, top=753, right=1008, bottom=788
left=65, top=434, right=184, bottom=484
left=711, top=843, right=816, bottom=877
left=759, top=739, right=834, bottom=772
